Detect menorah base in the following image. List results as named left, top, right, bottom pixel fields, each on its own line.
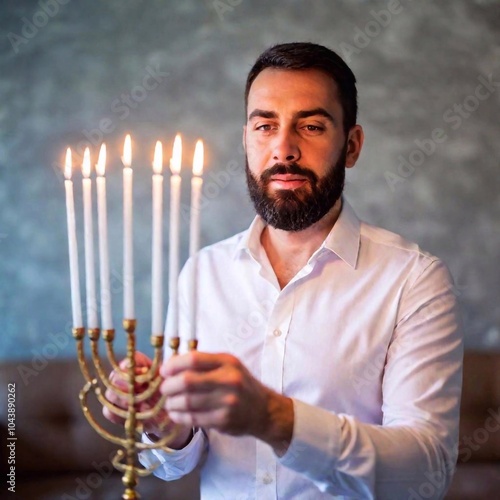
left=122, top=477, right=139, bottom=500
left=122, top=488, right=138, bottom=500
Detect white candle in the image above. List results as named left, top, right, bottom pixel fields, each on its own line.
left=152, top=141, right=164, bottom=335
left=122, top=134, right=134, bottom=320
left=96, top=144, right=113, bottom=330
left=165, top=134, right=182, bottom=338
left=64, top=148, right=83, bottom=328
left=82, top=147, right=99, bottom=329
left=189, top=140, right=204, bottom=340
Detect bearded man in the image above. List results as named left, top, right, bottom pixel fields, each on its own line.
left=105, top=42, right=463, bottom=499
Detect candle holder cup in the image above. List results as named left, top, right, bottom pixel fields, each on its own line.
left=72, top=321, right=195, bottom=499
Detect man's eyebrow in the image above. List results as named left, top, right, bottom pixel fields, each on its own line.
left=247, top=109, right=277, bottom=121
left=294, top=108, right=336, bottom=123
left=247, top=108, right=336, bottom=123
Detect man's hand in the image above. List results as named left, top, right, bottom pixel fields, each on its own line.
left=160, top=351, right=294, bottom=456
left=103, top=351, right=193, bottom=449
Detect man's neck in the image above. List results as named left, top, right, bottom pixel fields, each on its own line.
left=260, top=198, right=343, bottom=288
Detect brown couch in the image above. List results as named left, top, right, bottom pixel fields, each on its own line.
left=1, top=352, right=499, bottom=499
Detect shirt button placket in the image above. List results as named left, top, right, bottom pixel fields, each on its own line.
left=255, top=464, right=276, bottom=500
left=256, top=291, right=293, bottom=500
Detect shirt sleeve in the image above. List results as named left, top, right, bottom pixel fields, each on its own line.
left=279, top=258, right=463, bottom=499
left=138, top=428, right=208, bottom=481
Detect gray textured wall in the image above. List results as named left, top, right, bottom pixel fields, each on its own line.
left=1, top=0, right=499, bottom=361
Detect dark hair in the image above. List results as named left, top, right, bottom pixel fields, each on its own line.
left=245, top=42, right=358, bottom=134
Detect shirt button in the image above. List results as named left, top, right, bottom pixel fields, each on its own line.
left=262, top=473, right=273, bottom=484
left=273, top=328, right=282, bottom=337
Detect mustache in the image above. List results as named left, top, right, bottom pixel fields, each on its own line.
left=260, top=163, right=318, bottom=184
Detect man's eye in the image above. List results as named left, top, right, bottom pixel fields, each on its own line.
left=255, top=124, right=272, bottom=131
left=304, top=125, right=324, bottom=132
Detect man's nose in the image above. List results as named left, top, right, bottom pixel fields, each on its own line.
left=272, top=129, right=300, bottom=163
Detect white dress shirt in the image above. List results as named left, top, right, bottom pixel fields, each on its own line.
left=139, top=199, right=463, bottom=499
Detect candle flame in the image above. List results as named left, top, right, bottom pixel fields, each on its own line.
left=170, top=134, right=182, bottom=175
left=64, top=148, right=72, bottom=180
left=153, top=141, right=163, bottom=174
left=96, top=143, right=106, bottom=176
left=123, top=134, right=132, bottom=167
left=82, top=147, right=91, bottom=178
left=193, top=140, right=204, bottom=176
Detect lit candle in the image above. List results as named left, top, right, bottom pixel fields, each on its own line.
left=165, top=134, right=182, bottom=338
left=82, top=147, right=99, bottom=329
left=64, top=148, right=83, bottom=328
left=122, top=134, right=134, bottom=320
left=152, top=141, right=164, bottom=335
left=96, top=144, right=113, bottom=330
left=189, top=140, right=204, bottom=340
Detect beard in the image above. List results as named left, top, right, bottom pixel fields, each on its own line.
left=245, top=143, right=347, bottom=232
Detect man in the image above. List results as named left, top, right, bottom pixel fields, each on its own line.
left=105, top=42, right=463, bottom=499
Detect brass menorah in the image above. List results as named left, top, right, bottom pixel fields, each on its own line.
left=63, top=137, right=202, bottom=498
left=72, top=323, right=194, bottom=500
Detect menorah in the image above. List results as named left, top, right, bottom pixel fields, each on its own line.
left=72, top=324, right=197, bottom=500
left=63, top=135, right=204, bottom=499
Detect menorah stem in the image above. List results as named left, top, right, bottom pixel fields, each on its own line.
left=122, top=319, right=139, bottom=500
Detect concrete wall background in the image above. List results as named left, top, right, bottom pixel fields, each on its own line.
left=0, top=0, right=499, bottom=362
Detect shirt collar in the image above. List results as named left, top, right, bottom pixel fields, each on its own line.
left=234, top=215, right=266, bottom=261
left=234, top=197, right=361, bottom=269
left=321, top=198, right=360, bottom=269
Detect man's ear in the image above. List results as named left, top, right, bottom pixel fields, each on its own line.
left=242, top=125, right=247, bottom=151
left=345, top=125, right=364, bottom=168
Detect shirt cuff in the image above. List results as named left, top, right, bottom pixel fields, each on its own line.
left=279, top=399, right=341, bottom=482
left=138, top=428, right=207, bottom=481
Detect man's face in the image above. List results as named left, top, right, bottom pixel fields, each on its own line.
left=243, top=68, right=358, bottom=231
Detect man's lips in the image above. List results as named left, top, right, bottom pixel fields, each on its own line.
left=269, top=174, right=308, bottom=190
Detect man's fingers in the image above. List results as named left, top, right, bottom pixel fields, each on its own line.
left=160, top=364, right=242, bottom=397
left=104, top=385, right=127, bottom=407
left=160, top=351, right=237, bottom=378
left=109, top=371, right=127, bottom=390
left=134, top=351, right=153, bottom=367
left=168, top=408, right=230, bottom=430
left=118, top=351, right=153, bottom=373
left=102, top=353, right=162, bottom=429
left=102, top=404, right=125, bottom=425
left=166, top=390, right=234, bottom=412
